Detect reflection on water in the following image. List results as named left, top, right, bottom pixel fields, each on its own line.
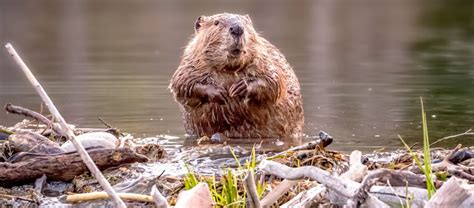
left=1, top=0, right=473, bottom=151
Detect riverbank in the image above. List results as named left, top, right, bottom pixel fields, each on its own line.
left=1, top=106, right=473, bottom=207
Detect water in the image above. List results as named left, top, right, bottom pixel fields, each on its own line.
left=1, top=0, right=473, bottom=151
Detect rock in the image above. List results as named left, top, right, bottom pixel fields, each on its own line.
left=60, top=132, right=117, bottom=152
left=175, top=183, right=213, bottom=208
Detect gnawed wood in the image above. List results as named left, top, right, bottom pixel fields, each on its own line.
left=63, top=192, right=154, bottom=203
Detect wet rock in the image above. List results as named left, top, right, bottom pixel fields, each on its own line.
left=60, top=132, right=118, bottom=152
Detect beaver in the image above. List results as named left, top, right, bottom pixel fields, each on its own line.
left=169, top=13, right=304, bottom=139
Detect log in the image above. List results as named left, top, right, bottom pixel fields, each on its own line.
left=369, top=186, right=428, bottom=207
left=0, top=147, right=148, bottom=186
left=7, top=131, right=63, bottom=154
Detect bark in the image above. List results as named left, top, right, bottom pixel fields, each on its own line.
left=0, top=148, right=148, bottom=186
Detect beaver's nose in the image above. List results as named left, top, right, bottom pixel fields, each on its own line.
left=230, top=24, right=244, bottom=37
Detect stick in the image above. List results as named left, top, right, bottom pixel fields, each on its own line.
left=259, top=159, right=358, bottom=198
left=64, top=192, right=154, bottom=203
left=281, top=184, right=326, bottom=208
left=243, top=170, right=261, bottom=208
left=431, top=129, right=474, bottom=146
left=4, top=103, right=63, bottom=135
left=260, top=179, right=298, bottom=207
left=5, top=43, right=126, bottom=208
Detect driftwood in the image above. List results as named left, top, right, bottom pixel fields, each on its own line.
left=5, top=43, right=126, bottom=207
left=427, top=177, right=474, bottom=208
left=259, top=159, right=391, bottom=207
left=340, top=150, right=368, bottom=182
left=408, top=144, right=474, bottom=182
left=0, top=147, right=148, bottom=186
left=7, top=131, right=63, bottom=154
left=243, top=170, right=261, bottom=208
left=151, top=185, right=170, bottom=208
left=281, top=184, right=326, bottom=208
left=260, top=179, right=298, bottom=207
left=359, top=168, right=443, bottom=191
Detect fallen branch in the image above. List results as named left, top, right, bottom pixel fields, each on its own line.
left=63, top=192, right=153, bottom=203
left=281, top=184, right=326, bottom=208
left=4, top=103, right=63, bottom=135
left=0, top=147, right=148, bottom=186
left=259, top=159, right=357, bottom=198
left=7, top=131, right=63, bottom=154
left=243, top=170, right=261, bottom=208
left=359, top=168, right=442, bottom=191
left=5, top=43, right=126, bottom=207
left=369, top=185, right=428, bottom=207
left=260, top=179, right=298, bottom=207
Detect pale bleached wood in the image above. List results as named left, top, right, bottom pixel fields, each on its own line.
left=243, top=170, right=261, bottom=208
left=151, top=185, right=170, bottom=208
left=427, top=177, right=472, bottom=208
left=260, top=179, right=299, bottom=207
left=4, top=43, right=126, bottom=208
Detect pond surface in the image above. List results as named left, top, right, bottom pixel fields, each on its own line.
left=1, top=0, right=473, bottom=151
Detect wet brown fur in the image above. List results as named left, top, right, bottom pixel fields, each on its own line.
left=170, top=13, right=304, bottom=139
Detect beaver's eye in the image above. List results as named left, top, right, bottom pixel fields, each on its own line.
left=214, top=20, right=220, bottom=26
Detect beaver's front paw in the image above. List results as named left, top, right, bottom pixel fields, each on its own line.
left=229, top=79, right=266, bottom=98
left=229, top=79, right=248, bottom=98
left=193, top=84, right=228, bottom=105
left=205, top=86, right=228, bottom=104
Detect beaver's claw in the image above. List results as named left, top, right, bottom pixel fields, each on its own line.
left=206, top=87, right=228, bottom=104
left=229, top=79, right=248, bottom=97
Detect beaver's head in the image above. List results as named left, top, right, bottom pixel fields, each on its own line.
left=185, top=13, right=257, bottom=71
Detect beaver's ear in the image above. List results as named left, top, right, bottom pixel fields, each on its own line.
left=194, top=15, right=205, bottom=33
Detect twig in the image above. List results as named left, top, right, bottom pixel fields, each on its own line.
left=98, top=117, right=113, bottom=128
left=243, top=170, right=261, bottom=208
left=64, top=192, right=154, bottom=203
left=260, top=179, right=298, bottom=207
left=151, top=185, right=170, bottom=208
left=4, top=103, right=63, bottom=135
left=5, top=43, right=126, bottom=208
left=431, top=129, right=474, bottom=145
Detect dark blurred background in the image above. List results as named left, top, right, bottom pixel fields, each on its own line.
left=1, top=0, right=473, bottom=151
